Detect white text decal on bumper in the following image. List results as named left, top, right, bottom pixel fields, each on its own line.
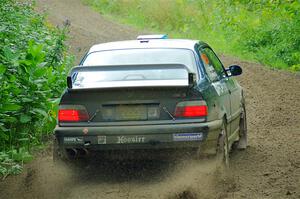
left=173, top=133, right=203, bottom=142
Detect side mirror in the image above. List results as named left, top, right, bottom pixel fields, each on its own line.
left=227, top=65, right=242, bottom=76
left=67, top=76, right=72, bottom=89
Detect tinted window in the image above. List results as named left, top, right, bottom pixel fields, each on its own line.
left=199, top=48, right=225, bottom=81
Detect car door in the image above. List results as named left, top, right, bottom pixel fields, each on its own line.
left=222, top=72, right=242, bottom=135
left=198, top=47, right=232, bottom=132
left=202, top=47, right=242, bottom=136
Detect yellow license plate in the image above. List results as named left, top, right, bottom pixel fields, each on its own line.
left=116, top=105, right=147, bottom=120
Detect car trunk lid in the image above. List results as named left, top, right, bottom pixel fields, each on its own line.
left=60, top=86, right=203, bottom=124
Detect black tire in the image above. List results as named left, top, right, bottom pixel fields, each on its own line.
left=237, top=103, right=248, bottom=149
left=217, top=121, right=230, bottom=166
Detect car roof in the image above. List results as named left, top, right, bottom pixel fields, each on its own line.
left=88, top=39, right=202, bottom=53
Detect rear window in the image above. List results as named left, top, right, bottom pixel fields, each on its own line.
left=82, top=48, right=198, bottom=73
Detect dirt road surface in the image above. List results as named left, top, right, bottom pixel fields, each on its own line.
left=1, top=0, right=299, bottom=198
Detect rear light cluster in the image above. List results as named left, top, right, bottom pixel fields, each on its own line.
left=58, top=101, right=207, bottom=122
left=175, top=101, right=208, bottom=118
left=58, top=105, right=89, bottom=122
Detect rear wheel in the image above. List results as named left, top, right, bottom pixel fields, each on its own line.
left=217, top=121, right=230, bottom=166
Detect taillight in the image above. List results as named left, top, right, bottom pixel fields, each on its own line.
left=58, top=107, right=89, bottom=122
left=175, top=101, right=208, bottom=118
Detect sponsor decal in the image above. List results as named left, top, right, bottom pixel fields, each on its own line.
left=64, top=137, right=84, bottom=144
left=201, top=54, right=210, bottom=65
left=117, top=136, right=145, bottom=144
left=97, top=136, right=106, bottom=144
left=212, top=82, right=228, bottom=96
left=173, top=133, right=203, bottom=142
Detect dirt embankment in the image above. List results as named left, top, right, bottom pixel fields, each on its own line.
left=0, top=0, right=299, bottom=198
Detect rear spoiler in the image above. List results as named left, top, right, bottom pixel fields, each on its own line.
left=66, top=64, right=197, bottom=90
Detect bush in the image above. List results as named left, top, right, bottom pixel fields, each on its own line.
left=0, top=0, right=73, bottom=177
left=84, top=0, right=300, bottom=71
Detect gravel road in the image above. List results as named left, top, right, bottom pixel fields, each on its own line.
left=1, top=0, right=299, bottom=198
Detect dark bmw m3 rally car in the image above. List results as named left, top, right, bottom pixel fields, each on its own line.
left=53, top=35, right=247, bottom=164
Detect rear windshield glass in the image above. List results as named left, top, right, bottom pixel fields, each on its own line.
left=82, top=48, right=198, bottom=73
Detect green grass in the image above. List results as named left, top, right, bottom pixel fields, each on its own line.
left=0, top=0, right=73, bottom=178
left=83, top=0, right=300, bottom=71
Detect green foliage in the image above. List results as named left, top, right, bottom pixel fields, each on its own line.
left=0, top=151, right=24, bottom=179
left=84, top=0, right=300, bottom=71
left=0, top=0, right=73, bottom=177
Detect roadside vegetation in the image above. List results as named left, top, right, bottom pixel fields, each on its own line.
left=83, top=0, right=300, bottom=71
left=0, top=0, right=73, bottom=178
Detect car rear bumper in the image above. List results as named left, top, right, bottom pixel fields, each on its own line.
left=54, top=119, right=222, bottom=151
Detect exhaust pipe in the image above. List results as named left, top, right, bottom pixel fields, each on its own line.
left=82, top=148, right=89, bottom=156
left=67, top=148, right=78, bottom=158
left=67, top=148, right=89, bottom=158
left=75, top=148, right=89, bottom=156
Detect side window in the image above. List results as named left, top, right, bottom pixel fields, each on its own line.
left=199, top=47, right=225, bottom=81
